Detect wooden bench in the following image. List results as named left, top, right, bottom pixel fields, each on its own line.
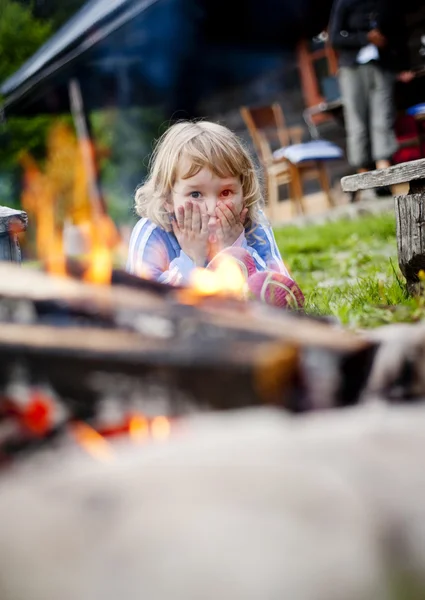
left=0, top=207, right=28, bottom=264
left=341, top=158, right=425, bottom=294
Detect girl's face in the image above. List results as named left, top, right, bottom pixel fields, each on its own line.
left=169, top=157, right=244, bottom=234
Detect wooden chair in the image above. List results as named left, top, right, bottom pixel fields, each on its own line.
left=240, top=103, right=335, bottom=221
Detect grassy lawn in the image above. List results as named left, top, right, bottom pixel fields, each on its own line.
left=274, top=212, right=425, bottom=329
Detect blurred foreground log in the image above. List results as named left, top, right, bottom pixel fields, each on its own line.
left=364, top=322, right=425, bottom=400
left=0, top=405, right=425, bottom=599
left=0, top=263, right=375, bottom=438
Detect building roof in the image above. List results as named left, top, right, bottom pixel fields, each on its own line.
left=0, top=0, right=160, bottom=115
left=0, top=0, right=341, bottom=117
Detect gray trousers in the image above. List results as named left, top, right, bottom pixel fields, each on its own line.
left=339, top=63, right=398, bottom=169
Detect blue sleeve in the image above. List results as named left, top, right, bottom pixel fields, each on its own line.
left=242, top=216, right=292, bottom=278
left=158, top=252, right=195, bottom=285
left=126, top=219, right=196, bottom=285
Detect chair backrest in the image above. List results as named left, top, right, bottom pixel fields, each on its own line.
left=240, top=103, right=304, bottom=166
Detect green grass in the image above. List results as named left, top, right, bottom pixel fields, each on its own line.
left=274, top=212, right=425, bottom=329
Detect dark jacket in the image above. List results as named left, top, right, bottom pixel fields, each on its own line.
left=329, top=0, right=410, bottom=71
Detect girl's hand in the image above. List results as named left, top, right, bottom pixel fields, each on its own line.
left=172, top=201, right=209, bottom=266
left=215, top=200, right=248, bottom=251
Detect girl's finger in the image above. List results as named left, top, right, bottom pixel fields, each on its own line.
left=215, top=220, right=224, bottom=245
left=177, top=206, right=185, bottom=230
left=209, top=217, right=221, bottom=245
left=171, top=220, right=181, bottom=241
left=224, top=200, right=240, bottom=221
left=218, top=202, right=236, bottom=226
left=200, top=211, right=209, bottom=235
left=192, top=202, right=201, bottom=232
left=184, top=202, right=193, bottom=231
left=240, top=207, right=248, bottom=224
left=217, top=205, right=232, bottom=229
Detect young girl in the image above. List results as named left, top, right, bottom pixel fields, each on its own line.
left=127, top=120, right=303, bottom=307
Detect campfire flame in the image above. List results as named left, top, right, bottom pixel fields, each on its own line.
left=190, top=256, right=247, bottom=299
left=82, top=217, right=117, bottom=285
left=150, top=416, right=171, bottom=441
left=71, top=422, right=115, bottom=463
left=20, top=121, right=120, bottom=284
left=20, top=153, right=67, bottom=276
left=72, top=415, right=171, bottom=461
left=190, top=269, right=222, bottom=296
left=128, top=414, right=149, bottom=443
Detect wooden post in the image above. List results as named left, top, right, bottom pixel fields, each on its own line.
left=68, top=78, right=107, bottom=218
left=0, top=207, right=28, bottom=264
left=341, top=159, right=425, bottom=294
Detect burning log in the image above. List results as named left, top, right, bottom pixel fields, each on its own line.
left=364, top=322, right=425, bottom=401
left=0, top=320, right=298, bottom=416
left=0, top=261, right=376, bottom=458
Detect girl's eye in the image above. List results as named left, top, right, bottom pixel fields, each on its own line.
left=190, top=191, right=202, bottom=199
left=221, top=189, right=233, bottom=197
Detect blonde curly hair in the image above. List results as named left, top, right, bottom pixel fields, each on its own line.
left=135, top=120, right=264, bottom=231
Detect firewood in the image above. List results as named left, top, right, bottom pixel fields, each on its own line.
left=0, top=262, right=369, bottom=351
left=0, top=263, right=376, bottom=428
left=364, top=322, right=425, bottom=400
left=0, top=322, right=300, bottom=423
left=0, top=262, right=168, bottom=316
left=64, top=257, right=180, bottom=295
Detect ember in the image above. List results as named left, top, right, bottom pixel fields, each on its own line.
left=129, top=414, right=149, bottom=443
left=71, top=422, right=114, bottom=463
left=150, top=416, right=172, bottom=442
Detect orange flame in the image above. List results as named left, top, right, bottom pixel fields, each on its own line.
left=150, top=416, right=171, bottom=441
left=190, top=268, right=222, bottom=296
left=20, top=153, right=66, bottom=276
left=82, top=223, right=113, bottom=286
left=128, top=414, right=149, bottom=443
left=20, top=121, right=120, bottom=281
left=71, top=422, right=115, bottom=463
left=190, top=256, right=246, bottom=299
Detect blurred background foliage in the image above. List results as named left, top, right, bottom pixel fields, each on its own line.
left=0, top=0, right=162, bottom=223
left=0, top=1, right=86, bottom=209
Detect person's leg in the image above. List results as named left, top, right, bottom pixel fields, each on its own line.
left=376, top=159, right=391, bottom=170
left=370, top=64, right=398, bottom=180
left=339, top=66, right=372, bottom=201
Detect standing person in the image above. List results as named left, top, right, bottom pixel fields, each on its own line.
left=329, top=0, right=414, bottom=200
